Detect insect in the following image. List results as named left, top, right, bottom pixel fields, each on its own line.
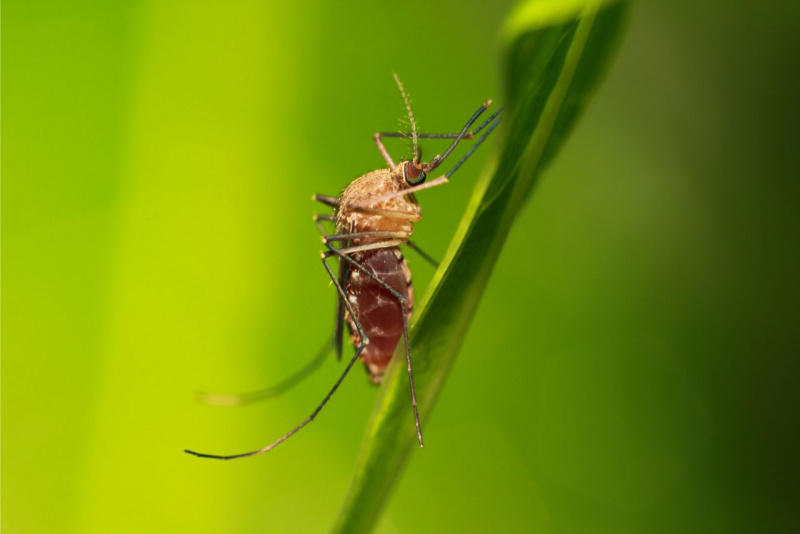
left=185, top=75, right=502, bottom=460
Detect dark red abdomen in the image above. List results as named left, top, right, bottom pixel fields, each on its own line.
left=345, top=247, right=413, bottom=383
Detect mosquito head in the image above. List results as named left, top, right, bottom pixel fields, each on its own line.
left=401, top=159, right=427, bottom=185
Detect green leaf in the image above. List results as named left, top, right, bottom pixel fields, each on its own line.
left=333, top=1, right=629, bottom=532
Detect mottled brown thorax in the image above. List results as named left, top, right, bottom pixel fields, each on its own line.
left=336, top=167, right=421, bottom=239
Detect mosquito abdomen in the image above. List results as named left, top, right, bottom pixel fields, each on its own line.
left=345, top=247, right=413, bottom=383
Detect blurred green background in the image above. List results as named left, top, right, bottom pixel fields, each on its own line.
left=4, top=1, right=799, bottom=532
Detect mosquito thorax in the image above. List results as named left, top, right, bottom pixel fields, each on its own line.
left=336, top=168, right=421, bottom=239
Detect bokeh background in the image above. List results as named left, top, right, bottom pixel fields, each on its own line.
left=4, top=1, right=799, bottom=532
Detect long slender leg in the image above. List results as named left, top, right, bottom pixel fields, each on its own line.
left=323, top=231, right=409, bottom=244
left=315, top=201, right=421, bottom=223
left=313, top=194, right=340, bottom=207
left=195, top=336, right=333, bottom=407
left=405, top=240, right=439, bottom=269
left=342, top=107, right=502, bottom=214
left=313, top=216, right=349, bottom=360
left=325, top=244, right=423, bottom=447
left=444, top=110, right=503, bottom=179
left=325, top=230, right=437, bottom=269
left=321, top=217, right=437, bottom=273
left=351, top=207, right=420, bottom=220
left=184, top=256, right=371, bottom=460
left=362, top=108, right=502, bottom=202
left=190, top=215, right=366, bottom=409
left=373, top=133, right=395, bottom=168
left=399, top=301, right=423, bottom=447
left=334, top=254, right=349, bottom=361
left=425, top=101, right=492, bottom=173
left=351, top=176, right=449, bottom=209
left=335, top=239, right=405, bottom=255
left=319, top=203, right=421, bottom=222
left=315, top=221, right=331, bottom=239
left=376, top=107, right=503, bottom=140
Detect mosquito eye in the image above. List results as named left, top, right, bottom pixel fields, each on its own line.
left=403, top=162, right=426, bottom=185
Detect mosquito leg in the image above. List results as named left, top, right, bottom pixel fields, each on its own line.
left=185, top=344, right=366, bottom=460
left=318, top=219, right=436, bottom=269
left=191, top=211, right=346, bottom=408
left=424, top=101, right=493, bottom=173
left=313, top=194, right=340, bottom=207
left=400, top=298, right=423, bottom=447
left=356, top=104, right=501, bottom=212
left=323, top=231, right=409, bottom=244
left=184, top=255, right=370, bottom=460
left=335, top=239, right=405, bottom=255
left=351, top=176, right=449, bottom=209
left=333, top=255, right=349, bottom=362
left=313, top=214, right=335, bottom=222
left=376, top=106, right=504, bottom=140
left=351, top=207, right=419, bottom=220
left=444, top=110, right=503, bottom=179
left=315, top=219, right=331, bottom=237
left=373, top=133, right=396, bottom=168
left=364, top=108, right=502, bottom=198
left=324, top=245, right=424, bottom=447
left=312, top=216, right=351, bottom=360
left=195, top=336, right=333, bottom=407
left=405, top=240, right=439, bottom=269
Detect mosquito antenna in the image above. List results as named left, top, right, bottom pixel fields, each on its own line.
left=393, top=72, right=419, bottom=163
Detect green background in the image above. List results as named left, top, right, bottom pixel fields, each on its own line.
left=4, top=1, right=799, bottom=533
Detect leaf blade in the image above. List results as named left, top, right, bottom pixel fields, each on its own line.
left=333, top=2, right=629, bottom=532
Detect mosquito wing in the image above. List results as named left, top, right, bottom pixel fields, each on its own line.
left=334, top=251, right=350, bottom=361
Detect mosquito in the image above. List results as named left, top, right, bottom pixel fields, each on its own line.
left=185, top=74, right=502, bottom=460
